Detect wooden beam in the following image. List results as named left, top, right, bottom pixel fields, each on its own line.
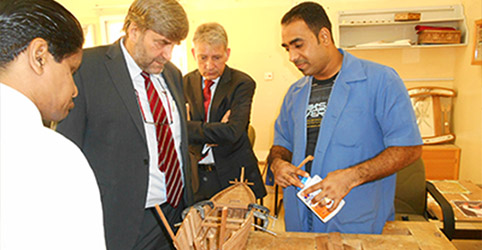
left=218, top=207, right=229, bottom=249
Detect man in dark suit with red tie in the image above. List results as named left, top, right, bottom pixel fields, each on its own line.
left=183, top=23, right=266, bottom=202
left=57, top=0, right=195, bottom=249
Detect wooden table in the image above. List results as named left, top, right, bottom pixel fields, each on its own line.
left=246, top=221, right=456, bottom=250
left=427, top=180, right=482, bottom=238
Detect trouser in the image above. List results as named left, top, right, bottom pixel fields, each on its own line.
left=132, top=199, right=185, bottom=250
left=194, top=164, right=223, bottom=202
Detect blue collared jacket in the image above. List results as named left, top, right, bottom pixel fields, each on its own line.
left=274, top=50, right=423, bottom=234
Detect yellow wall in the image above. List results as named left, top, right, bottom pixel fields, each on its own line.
left=57, top=0, right=482, bottom=183
left=453, top=0, right=482, bottom=182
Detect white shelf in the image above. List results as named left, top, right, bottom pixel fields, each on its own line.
left=345, top=43, right=467, bottom=51
left=339, top=18, right=464, bottom=27
left=338, top=5, right=468, bottom=49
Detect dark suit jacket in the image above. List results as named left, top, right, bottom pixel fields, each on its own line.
left=57, top=41, right=194, bottom=250
left=184, top=66, right=266, bottom=199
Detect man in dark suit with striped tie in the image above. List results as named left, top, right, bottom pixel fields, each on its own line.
left=57, top=0, right=195, bottom=249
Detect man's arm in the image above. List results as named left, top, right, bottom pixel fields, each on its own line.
left=187, top=77, right=254, bottom=145
left=267, top=145, right=309, bottom=189
left=303, top=145, right=422, bottom=211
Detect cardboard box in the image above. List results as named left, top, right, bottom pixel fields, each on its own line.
left=395, top=12, right=421, bottom=21
left=418, top=30, right=461, bottom=44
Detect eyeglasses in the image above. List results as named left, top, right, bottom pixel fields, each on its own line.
left=135, top=89, right=173, bottom=126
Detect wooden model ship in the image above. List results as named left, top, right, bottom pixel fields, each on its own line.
left=155, top=169, right=272, bottom=250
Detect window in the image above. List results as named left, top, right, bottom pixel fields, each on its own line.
left=82, top=24, right=96, bottom=48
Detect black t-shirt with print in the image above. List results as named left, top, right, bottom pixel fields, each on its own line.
left=304, top=73, right=337, bottom=174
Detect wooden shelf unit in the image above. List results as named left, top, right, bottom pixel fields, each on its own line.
left=337, top=5, right=468, bottom=50
left=422, top=144, right=460, bottom=180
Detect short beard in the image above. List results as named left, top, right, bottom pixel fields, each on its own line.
left=132, top=41, right=165, bottom=74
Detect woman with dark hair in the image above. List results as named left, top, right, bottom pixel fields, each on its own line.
left=0, top=1, right=105, bottom=249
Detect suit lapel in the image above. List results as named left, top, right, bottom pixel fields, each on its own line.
left=190, top=71, right=205, bottom=122
left=104, top=41, right=146, bottom=142
left=209, top=66, right=232, bottom=122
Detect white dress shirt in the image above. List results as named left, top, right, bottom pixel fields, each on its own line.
left=120, top=41, right=184, bottom=208
left=0, top=84, right=105, bottom=249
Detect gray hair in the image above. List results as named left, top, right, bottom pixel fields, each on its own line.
left=193, top=22, right=228, bottom=49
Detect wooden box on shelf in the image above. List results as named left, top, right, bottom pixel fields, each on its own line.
left=394, top=12, right=421, bottom=21
left=422, top=144, right=460, bottom=180
left=418, top=30, right=461, bottom=44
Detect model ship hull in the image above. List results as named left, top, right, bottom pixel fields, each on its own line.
left=174, top=183, right=256, bottom=250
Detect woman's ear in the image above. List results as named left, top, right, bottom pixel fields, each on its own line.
left=28, top=38, right=49, bottom=74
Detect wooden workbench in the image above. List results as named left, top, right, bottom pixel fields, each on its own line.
left=246, top=221, right=456, bottom=250
left=428, top=180, right=482, bottom=223
left=427, top=180, right=482, bottom=238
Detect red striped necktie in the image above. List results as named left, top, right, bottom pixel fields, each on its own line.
left=203, top=79, right=215, bottom=121
left=141, top=71, right=183, bottom=208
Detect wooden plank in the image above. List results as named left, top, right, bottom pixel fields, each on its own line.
left=205, top=216, right=245, bottom=224
left=154, top=204, right=176, bottom=240
left=218, top=207, right=228, bottom=249
left=188, top=212, right=197, bottom=242
left=382, top=221, right=411, bottom=235
left=246, top=222, right=456, bottom=250
left=207, top=233, right=216, bottom=250
left=193, top=235, right=203, bottom=250
left=315, top=235, right=329, bottom=250
left=328, top=232, right=343, bottom=250
left=404, top=221, right=457, bottom=250
left=201, top=222, right=240, bottom=230
left=248, top=233, right=316, bottom=250
left=344, top=234, right=419, bottom=250
left=343, top=243, right=357, bottom=250
left=315, top=235, right=362, bottom=250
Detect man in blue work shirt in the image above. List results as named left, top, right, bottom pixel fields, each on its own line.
left=268, top=2, right=423, bottom=234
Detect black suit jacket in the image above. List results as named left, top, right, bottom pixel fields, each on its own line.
left=184, top=66, right=266, bottom=198
left=57, top=41, right=194, bottom=250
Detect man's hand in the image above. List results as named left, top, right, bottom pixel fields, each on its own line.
left=221, top=110, right=231, bottom=123
left=186, top=103, right=191, bottom=121
left=268, top=145, right=309, bottom=188
left=272, top=158, right=309, bottom=189
left=301, top=168, right=356, bottom=212
left=300, top=145, right=422, bottom=212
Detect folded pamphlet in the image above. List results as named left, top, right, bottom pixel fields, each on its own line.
left=297, top=175, right=345, bottom=223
